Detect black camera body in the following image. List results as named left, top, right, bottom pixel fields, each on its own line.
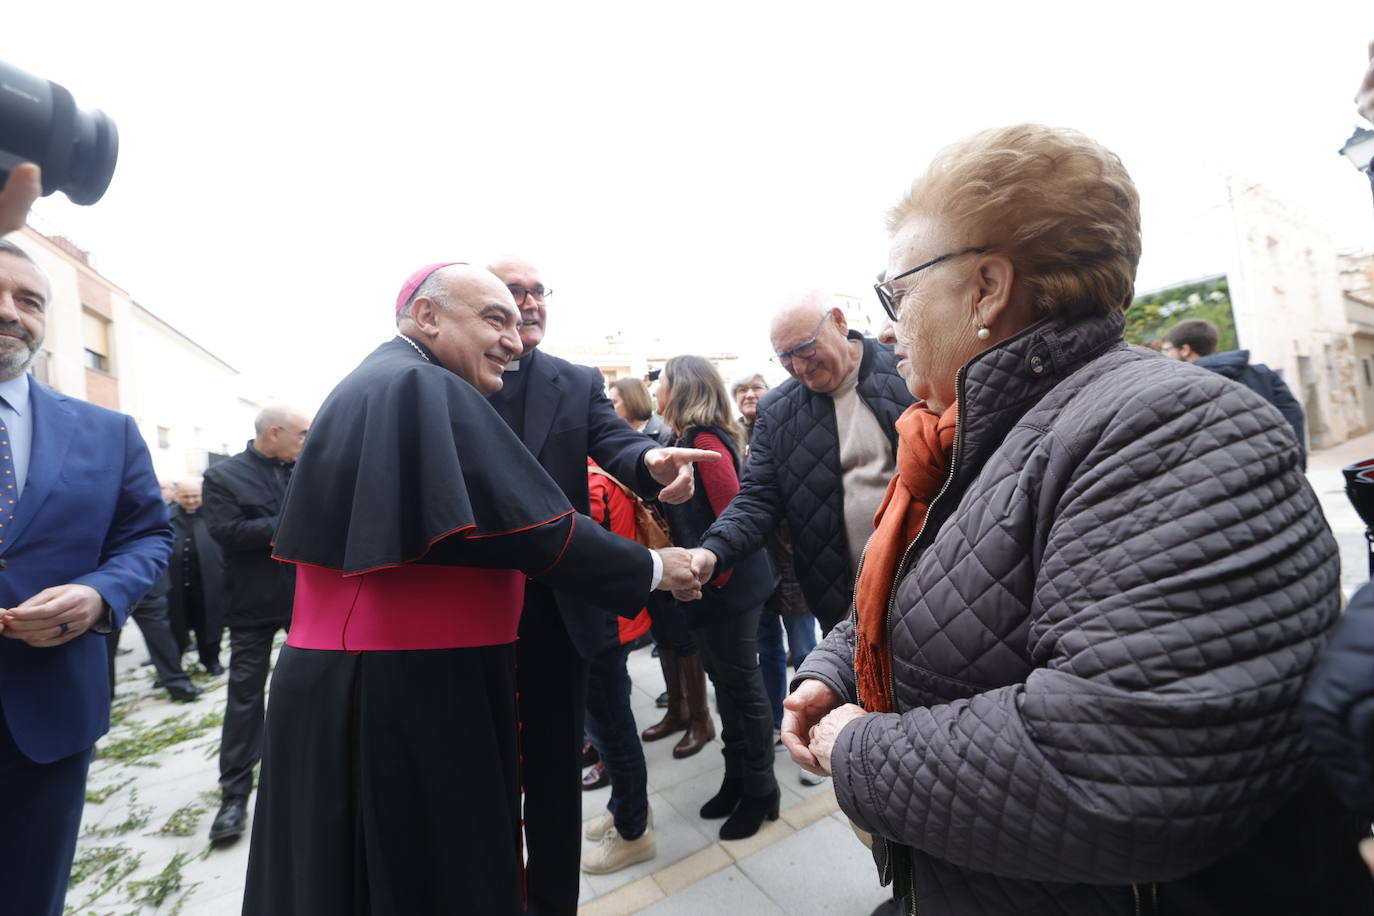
left=0, top=59, right=118, bottom=205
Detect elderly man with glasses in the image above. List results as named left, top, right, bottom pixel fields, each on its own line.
left=687, top=292, right=911, bottom=645
left=483, top=255, right=718, bottom=915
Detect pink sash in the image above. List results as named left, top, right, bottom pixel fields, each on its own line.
left=286, top=563, right=526, bottom=651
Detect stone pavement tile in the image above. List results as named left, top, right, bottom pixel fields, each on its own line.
left=644, top=738, right=727, bottom=795
left=779, top=784, right=839, bottom=831
left=581, top=790, right=714, bottom=897
left=651, top=842, right=732, bottom=896
left=637, top=866, right=786, bottom=916
left=651, top=765, right=733, bottom=833
left=717, top=813, right=794, bottom=862
left=735, top=815, right=890, bottom=915
left=578, top=875, right=665, bottom=916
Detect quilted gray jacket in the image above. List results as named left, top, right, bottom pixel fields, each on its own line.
left=797, top=311, right=1340, bottom=915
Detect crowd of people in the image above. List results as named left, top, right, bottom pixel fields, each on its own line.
left=4, top=44, right=1374, bottom=916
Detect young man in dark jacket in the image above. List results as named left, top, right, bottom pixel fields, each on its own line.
left=1161, top=318, right=1306, bottom=468
left=201, top=405, right=309, bottom=845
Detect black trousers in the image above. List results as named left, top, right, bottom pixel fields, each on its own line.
left=243, top=645, right=522, bottom=916
left=106, top=598, right=196, bottom=697
left=0, top=705, right=91, bottom=916
left=518, top=585, right=589, bottom=916
left=180, top=588, right=223, bottom=668
left=691, top=605, right=777, bottom=798
left=219, top=624, right=283, bottom=799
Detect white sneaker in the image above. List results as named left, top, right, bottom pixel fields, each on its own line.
left=584, top=804, right=653, bottom=841
left=799, top=765, right=828, bottom=787
left=581, top=825, right=657, bottom=875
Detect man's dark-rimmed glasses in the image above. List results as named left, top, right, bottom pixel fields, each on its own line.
left=874, top=247, right=987, bottom=322
left=507, top=283, right=553, bottom=306
left=772, top=312, right=832, bottom=365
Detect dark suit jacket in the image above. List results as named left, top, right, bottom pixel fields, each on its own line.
left=497, top=349, right=660, bottom=658
left=0, top=381, right=172, bottom=763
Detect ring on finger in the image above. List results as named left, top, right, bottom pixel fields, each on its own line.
left=58, top=622, right=70, bottom=636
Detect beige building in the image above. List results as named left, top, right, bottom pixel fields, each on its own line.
left=6, top=226, right=259, bottom=481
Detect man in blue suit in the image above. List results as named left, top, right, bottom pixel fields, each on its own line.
left=0, top=237, right=172, bottom=916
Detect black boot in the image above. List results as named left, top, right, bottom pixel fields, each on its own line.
left=719, top=788, right=780, bottom=840
left=699, top=775, right=743, bottom=819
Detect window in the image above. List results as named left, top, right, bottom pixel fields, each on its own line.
left=1364, top=359, right=1372, bottom=388
left=157, top=426, right=171, bottom=449
left=83, top=310, right=112, bottom=373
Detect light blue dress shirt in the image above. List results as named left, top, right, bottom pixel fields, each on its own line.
left=0, top=373, right=33, bottom=500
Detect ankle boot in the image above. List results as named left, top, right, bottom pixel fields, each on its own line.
left=719, top=788, right=780, bottom=840
left=641, top=650, right=688, bottom=741
left=673, top=652, right=715, bottom=759
left=699, top=775, right=743, bottom=819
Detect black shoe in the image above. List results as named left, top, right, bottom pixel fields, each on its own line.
left=699, top=776, right=743, bottom=819
left=202, top=660, right=225, bottom=676
left=209, top=797, right=248, bottom=844
left=166, top=683, right=202, bottom=703
left=870, top=901, right=902, bottom=916
left=719, top=788, right=780, bottom=840
left=655, top=691, right=669, bottom=709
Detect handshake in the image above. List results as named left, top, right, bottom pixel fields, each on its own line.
left=652, top=547, right=718, bottom=602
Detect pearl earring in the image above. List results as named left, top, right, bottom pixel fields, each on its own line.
left=976, top=324, right=990, bottom=340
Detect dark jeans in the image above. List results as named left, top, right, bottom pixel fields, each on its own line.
left=0, top=705, right=91, bottom=916
left=584, top=646, right=649, bottom=840
left=757, top=611, right=787, bottom=730
left=219, top=624, right=283, bottom=799
left=647, top=591, right=696, bottom=655
left=691, top=605, right=777, bottom=798
left=758, top=612, right=820, bottom=729
left=518, top=587, right=589, bottom=916
left=782, top=615, right=818, bottom=667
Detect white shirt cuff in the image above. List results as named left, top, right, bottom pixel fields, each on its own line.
left=649, top=548, right=663, bottom=590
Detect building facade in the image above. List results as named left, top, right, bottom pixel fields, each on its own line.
left=8, top=227, right=259, bottom=481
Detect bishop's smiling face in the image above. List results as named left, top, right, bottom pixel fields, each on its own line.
left=419, top=268, right=522, bottom=396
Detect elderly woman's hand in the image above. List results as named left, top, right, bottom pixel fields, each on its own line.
left=808, top=704, right=868, bottom=775
left=781, top=679, right=843, bottom=775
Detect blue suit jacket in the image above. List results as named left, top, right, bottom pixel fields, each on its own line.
left=0, top=380, right=172, bottom=763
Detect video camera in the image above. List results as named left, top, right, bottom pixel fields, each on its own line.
left=0, top=58, right=118, bottom=205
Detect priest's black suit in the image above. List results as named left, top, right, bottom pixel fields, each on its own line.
left=489, top=347, right=661, bottom=915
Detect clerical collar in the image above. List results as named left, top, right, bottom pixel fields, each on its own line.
left=505, top=360, right=521, bottom=372
left=396, top=334, right=435, bottom=363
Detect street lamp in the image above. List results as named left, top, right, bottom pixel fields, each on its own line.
left=1339, top=126, right=1374, bottom=210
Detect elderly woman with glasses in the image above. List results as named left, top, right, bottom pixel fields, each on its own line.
left=782, top=124, right=1369, bottom=915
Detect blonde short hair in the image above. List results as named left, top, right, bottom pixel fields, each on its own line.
left=609, top=377, right=654, bottom=423
left=888, top=124, right=1141, bottom=318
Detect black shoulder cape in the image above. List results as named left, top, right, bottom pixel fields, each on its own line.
left=273, top=338, right=574, bottom=575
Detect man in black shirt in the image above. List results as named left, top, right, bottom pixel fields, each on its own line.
left=202, top=406, right=310, bottom=845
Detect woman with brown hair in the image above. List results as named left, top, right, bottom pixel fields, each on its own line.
left=657, top=355, right=780, bottom=840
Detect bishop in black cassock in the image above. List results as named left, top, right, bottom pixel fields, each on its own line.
left=242, top=264, right=699, bottom=916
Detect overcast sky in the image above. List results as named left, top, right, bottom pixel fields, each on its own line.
left=9, top=1, right=1374, bottom=409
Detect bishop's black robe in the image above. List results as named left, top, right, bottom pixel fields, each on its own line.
left=241, top=338, right=652, bottom=916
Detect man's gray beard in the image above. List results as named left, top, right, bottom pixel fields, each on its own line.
left=0, top=343, right=39, bottom=381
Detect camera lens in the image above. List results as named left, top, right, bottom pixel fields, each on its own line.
left=0, top=59, right=119, bottom=206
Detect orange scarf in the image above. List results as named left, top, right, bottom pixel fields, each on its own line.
left=853, top=402, right=958, bottom=713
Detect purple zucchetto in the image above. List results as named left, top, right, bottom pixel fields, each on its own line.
left=395, top=262, right=468, bottom=316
